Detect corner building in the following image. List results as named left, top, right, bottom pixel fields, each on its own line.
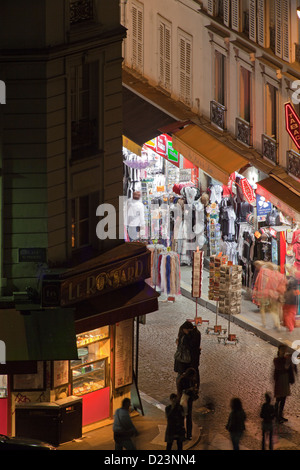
left=0, top=0, right=158, bottom=443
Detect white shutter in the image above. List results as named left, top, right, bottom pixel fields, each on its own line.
left=207, top=0, right=217, bottom=16
left=159, top=21, right=171, bottom=91
left=282, top=0, right=291, bottom=62
left=223, top=0, right=230, bottom=27
left=275, top=0, right=282, bottom=58
left=249, top=0, right=256, bottom=42
left=231, top=0, right=241, bottom=32
left=257, top=0, right=266, bottom=47
left=132, top=4, right=143, bottom=73
left=179, top=34, right=192, bottom=106
left=159, top=22, right=164, bottom=85
left=165, top=25, right=171, bottom=90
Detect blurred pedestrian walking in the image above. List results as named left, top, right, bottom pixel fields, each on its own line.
left=273, top=345, right=297, bottom=423
left=226, top=397, right=246, bottom=450
left=260, top=392, right=275, bottom=450
left=165, top=393, right=185, bottom=450
left=283, top=278, right=299, bottom=332
left=113, top=398, right=138, bottom=450
left=177, top=367, right=198, bottom=440
left=174, top=321, right=201, bottom=389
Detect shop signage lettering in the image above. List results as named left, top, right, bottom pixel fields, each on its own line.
left=240, top=178, right=255, bottom=205
left=60, top=255, right=149, bottom=306
left=167, top=141, right=179, bottom=163
left=285, top=102, right=300, bottom=150
left=156, top=134, right=167, bottom=157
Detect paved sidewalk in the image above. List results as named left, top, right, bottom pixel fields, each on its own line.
left=180, top=265, right=300, bottom=353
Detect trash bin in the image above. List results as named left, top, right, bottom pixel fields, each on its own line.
left=55, top=396, right=82, bottom=444
left=15, top=396, right=82, bottom=447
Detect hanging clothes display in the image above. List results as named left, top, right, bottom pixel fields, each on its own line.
left=157, top=251, right=181, bottom=296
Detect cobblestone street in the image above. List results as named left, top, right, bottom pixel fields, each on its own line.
left=137, top=294, right=300, bottom=450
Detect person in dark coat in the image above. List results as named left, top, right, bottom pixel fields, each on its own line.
left=176, top=367, right=198, bottom=440
left=273, top=344, right=297, bottom=423
left=165, top=394, right=185, bottom=450
left=260, top=392, right=275, bottom=450
left=226, top=397, right=246, bottom=450
left=174, top=321, right=201, bottom=389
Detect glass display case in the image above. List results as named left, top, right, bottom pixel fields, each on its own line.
left=71, top=326, right=110, bottom=397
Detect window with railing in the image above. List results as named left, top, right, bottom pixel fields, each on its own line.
left=287, top=150, right=300, bottom=180
left=70, top=0, right=94, bottom=26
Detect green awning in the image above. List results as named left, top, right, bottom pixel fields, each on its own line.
left=0, top=308, right=78, bottom=361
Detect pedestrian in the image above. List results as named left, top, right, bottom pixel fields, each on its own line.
left=273, top=344, right=297, bottom=423
left=260, top=392, right=275, bottom=450
left=165, top=393, right=185, bottom=451
left=176, top=367, right=198, bottom=440
left=283, top=278, right=299, bottom=332
left=113, top=398, right=138, bottom=450
left=174, top=321, right=201, bottom=389
left=226, top=397, right=246, bottom=450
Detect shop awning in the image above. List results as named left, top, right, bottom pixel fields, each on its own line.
left=172, top=124, right=249, bottom=185
left=0, top=308, right=78, bottom=361
left=122, top=86, right=177, bottom=147
left=256, top=177, right=300, bottom=222
left=74, top=281, right=159, bottom=334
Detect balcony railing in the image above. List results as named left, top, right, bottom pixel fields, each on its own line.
left=287, top=150, right=300, bottom=180
left=262, top=134, right=277, bottom=164
left=210, top=100, right=226, bottom=130
left=236, top=117, right=252, bottom=147
left=70, top=0, right=94, bottom=26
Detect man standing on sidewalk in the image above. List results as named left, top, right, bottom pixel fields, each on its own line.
left=113, top=398, right=138, bottom=450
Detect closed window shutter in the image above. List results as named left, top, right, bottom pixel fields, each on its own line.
left=282, top=0, right=290, bottom=62
left=223, top=0, right=230, bottom=27
left=249, top=0, right=257, bottom=42
left=132, top=4, right=143, bottom=73
left=179, top=34, right=192, bottom=106
left=165, top=26, right=171, bottom=90
left=275, top=0, right=282, bottom=58
left=257, top=0, right=266, bottom=47
left=207, top=0, right=217, bottom=16
left=159, top=23, right=164, bottom=85
left=159, top=21, right=171, bottom=91
left=231, top=0, right=241, bottom=32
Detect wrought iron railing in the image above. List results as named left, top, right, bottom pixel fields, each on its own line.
left=262, top=134, right=277, bottom=164
left=70, top=0, right=94, bottom=26
left=210, top=100, right=226, bottom=130
left=287, top=150, right=300, bottom=180
left=236, top=117, right=252, bottom=147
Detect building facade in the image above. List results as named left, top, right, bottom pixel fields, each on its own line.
left=122, top=0, right=300, bottom=217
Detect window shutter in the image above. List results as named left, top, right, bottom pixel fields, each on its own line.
left=207, top=0, right=217, bottom=16
left=223, top=0, right=230, bottom=27
left=159, top=22, right=164, bottom=85
left=132, top=4, right=143, bottom=73
left=179, top=34, right=192, bottom=106
left=159, top=21, right=171, bottom=91
left=165, top=25, right=171, bottom=90
left=249, top=0, right=256, bottom=42
left=231, top=0, right=241, bottom=32
left=257, top=0, right=266, bottom=47
left=275, top=0, right=282, bottom=58
left=282, top=0, right=290, bottom=62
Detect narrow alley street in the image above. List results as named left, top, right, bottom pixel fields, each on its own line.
left=137, top=294, right=300, bottom=450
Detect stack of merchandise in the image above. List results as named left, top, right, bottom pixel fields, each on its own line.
left=192, top=250, right=203, bottom=298
left=208, top=254, right=228, bottom=301
left=218, top=264, right=242, bottom=314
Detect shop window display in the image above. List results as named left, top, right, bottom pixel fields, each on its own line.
left=71, top=326, right=110, bottom=396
